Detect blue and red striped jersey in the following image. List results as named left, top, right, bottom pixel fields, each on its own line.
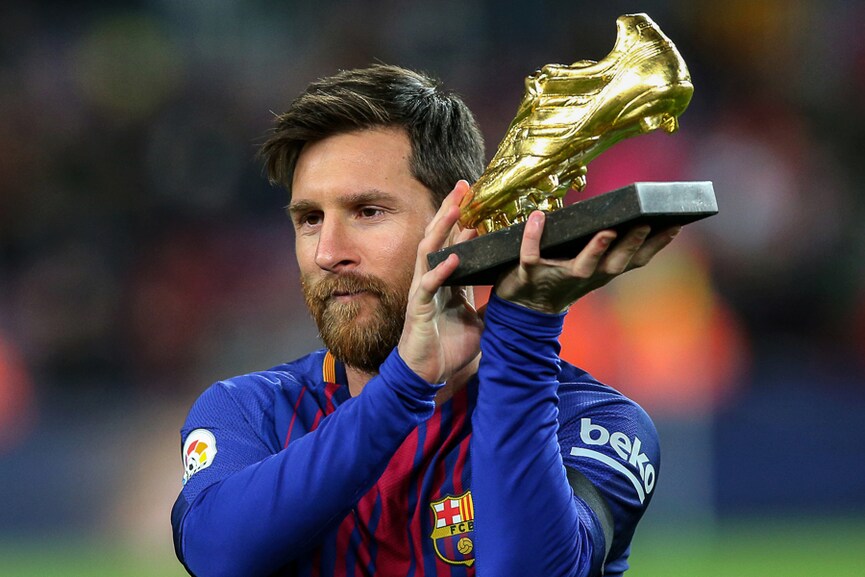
left=172, top=295, right=660, bottom=577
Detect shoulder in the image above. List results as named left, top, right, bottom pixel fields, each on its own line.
left=223, top=349, right=325, bottom=389
left=177, top=350, right=327, bottom=497
left=557, top=361, right=654, bottom=429
left=207, top=349, right=325, bottom=405
left=183, top=350, right=326, bottom=442
left=556, top=359, right=659, bottom=505
left=558, top=361, right=651, bottom=422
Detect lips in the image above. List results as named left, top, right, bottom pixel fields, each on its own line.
left=332, top=289, right=368, bottom=298
left=331, top=287, right=374, bottom=297
left=302, top=273, right=386, bottom=310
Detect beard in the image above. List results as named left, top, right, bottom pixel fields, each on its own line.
left=302, top=269, right=411, bottom=374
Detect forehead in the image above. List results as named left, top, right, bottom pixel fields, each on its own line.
left=291, top=127, right=432, bottom=207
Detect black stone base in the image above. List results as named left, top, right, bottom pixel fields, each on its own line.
left=428, top=181, right=717, bottom=286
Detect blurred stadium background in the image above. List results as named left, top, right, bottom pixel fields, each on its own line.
left=1, top=0, right=864, bottom=575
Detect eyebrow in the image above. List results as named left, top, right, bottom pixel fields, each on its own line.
left=286, top=189, right=400, bottom=215
left=286, top=199, right=316, bottom=216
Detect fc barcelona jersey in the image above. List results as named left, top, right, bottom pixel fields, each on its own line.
left=172, top=295, right=660, bottom=577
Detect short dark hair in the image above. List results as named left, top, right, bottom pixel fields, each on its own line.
left=259, top=64, right=485, bottom=206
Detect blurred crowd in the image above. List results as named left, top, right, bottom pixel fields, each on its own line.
left=2, top=0, right=865, bottom=543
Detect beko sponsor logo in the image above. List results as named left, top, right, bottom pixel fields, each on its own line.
left=570, top=418, right=656, bottom=503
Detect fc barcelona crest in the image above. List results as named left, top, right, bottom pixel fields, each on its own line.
left=429, top=490, right=475, bottom=567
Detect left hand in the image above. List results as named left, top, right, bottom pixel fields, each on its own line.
left=397, top=181, right=484, bottom=384
left=494, top=210, right=682, bottom=314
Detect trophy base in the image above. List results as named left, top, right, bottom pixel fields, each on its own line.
left=429, top=181, right=717, bottom=286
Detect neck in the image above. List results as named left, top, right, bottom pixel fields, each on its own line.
left=346, top=365, right=375, bottom=397
left=346, top=354, right=480, bottom=405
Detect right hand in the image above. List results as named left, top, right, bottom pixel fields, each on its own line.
left=397, top=181, right=483, bottom=384
left=495, top=210, right=682, bottom=314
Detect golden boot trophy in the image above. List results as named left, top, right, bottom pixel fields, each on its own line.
left=431, top=13, right=717, bottom=285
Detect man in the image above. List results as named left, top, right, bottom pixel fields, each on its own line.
left=171, top=64, right=678, bottom=576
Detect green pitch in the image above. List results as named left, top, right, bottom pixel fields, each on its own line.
left=629, top=517, right=865, bottom=577
left=1, top=518, right=862, bottom=576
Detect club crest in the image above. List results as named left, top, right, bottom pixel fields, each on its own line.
left=429, top=490, right=475, bottom=567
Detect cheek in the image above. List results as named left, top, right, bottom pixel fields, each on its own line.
left=295, top=237, right=317, bottom=274
left=373, top=227, right=425, bottom=270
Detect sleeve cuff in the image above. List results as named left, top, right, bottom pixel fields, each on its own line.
left=485, top=293, right=566, bottom=340
left=379, top=348, right=443, bottom=407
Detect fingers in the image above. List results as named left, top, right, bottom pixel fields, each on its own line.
left=629, top=225, right=681, bottom=268
left=421, top=183, right=465, bottom=242
left=598, top=225, right=650, bottom=274
left=416, top=181, right=470, bottom=274
left=569, top=230, right=617, bottom=278
left=519, top=211, right=545, bottom=266
left=411, top=181, right=472, bottom=307
left=519, top=210, right=620, bottom=278
left=517, top=217, right=680, bottom=281
left=419, top=253, right=460, bottom=297
left=454, top=225, right=478, bottom=245
left=592, top=224, right=682, bottom=275
left=417, top=204, right=459, bottom=262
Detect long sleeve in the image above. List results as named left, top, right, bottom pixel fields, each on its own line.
left=470, top=294, right=606, bottom=577
left=171, top=350, right=441, bottom=577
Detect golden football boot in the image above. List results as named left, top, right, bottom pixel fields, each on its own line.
left=459, top=13, right=693, bottom=233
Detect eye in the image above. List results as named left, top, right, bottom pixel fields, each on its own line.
left=358, top=206, right=385, bottom=219
left=295, top=211, right=322, bottom=229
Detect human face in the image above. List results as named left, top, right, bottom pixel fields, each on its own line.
left=288, top=128, right=437, bottom=373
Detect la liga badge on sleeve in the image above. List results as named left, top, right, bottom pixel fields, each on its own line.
left=182, top=429, right=218, bottom=485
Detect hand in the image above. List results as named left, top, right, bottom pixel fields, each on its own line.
left=494, top=210, right=682, bottom=314
left=398, top=181, right=484, bottom=384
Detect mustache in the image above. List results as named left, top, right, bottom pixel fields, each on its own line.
left=303, top=272, right=389, bottom=302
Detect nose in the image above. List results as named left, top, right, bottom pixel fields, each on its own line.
left=314, top=218, right=359, bottom=273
